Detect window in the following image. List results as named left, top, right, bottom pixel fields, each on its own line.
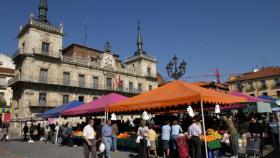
left=262, top=92, right=268, bottom=96
left=93, top=97, right=98, bottom=100
left=0, top=92, right=4, bottom=102
left=78, top=96, right=84, bottom=102
left=0, top=61, right=3, bottom=66
left=117, top=80, right=124, bottom=91
left=39, top=69, right=48, bottom=83
left=42, top=42, right=49, bottom=55
left=78, top=74, right=85, bottom=87
left=149, top=85, right=152, bottom=91
left=277, top=91, right=280, bottom=98
left=129, top=82, right=133, bottom=92
left=63, top=95, right=69, bottom=104
left=22, top=42, right=25, bottom=53
left=236, top=82, right=243, bottom=92
left=138, top=83, right=142, bottom=93
left=93, top=77, right=98, bottom=89
left=274, top=78, right=280, bottom=87
left=260, top=80, right=267, bottom=88
left=250, top=94, right=255, bottom=97
left=147, top=67, right=151, bottom=76
left=0, top=77, right=6, bottom=86
left=247, top=82, right=253, bottom=90
left=39, top=93, right=47, bottom=106
left=63, top=72, right=70, bottom=86
left=106, top=78, right=112, bottom=90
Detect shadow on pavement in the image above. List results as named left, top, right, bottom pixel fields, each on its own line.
left=264, top=150, right=280, bottom=158
left=128, top=153, right=139, bottom=158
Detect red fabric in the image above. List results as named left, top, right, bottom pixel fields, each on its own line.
left=176, top=136, right=191, bottom=158
left=62, top=93, right=128, bottom=116
left=2, top=113, right=11, bottom=123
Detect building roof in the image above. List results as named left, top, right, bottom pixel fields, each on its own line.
left=228, top=67, right=280, bottom=83
left=0, top=67, right=15, bottom=75
left=157, top=73, right=166, bottom=86
left=62, top=43, right=119, bottom=58
left=192, top=81, right=229, bottom=90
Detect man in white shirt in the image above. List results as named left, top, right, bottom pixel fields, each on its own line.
left=83, top=119, right=96, bottom=158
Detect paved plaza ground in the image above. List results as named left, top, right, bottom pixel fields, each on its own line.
left=0, top=141, right=279, bottom=158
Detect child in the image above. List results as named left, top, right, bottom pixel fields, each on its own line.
left=148, top=125, right=158, bottom=158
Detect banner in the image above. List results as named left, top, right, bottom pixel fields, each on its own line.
left=0, top=107, right=12, bottom=114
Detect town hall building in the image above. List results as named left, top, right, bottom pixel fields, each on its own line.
left=8, top=0, right=158, bottom=137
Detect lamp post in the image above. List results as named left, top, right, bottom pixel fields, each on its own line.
left=166, top=55, right=187, bottom=80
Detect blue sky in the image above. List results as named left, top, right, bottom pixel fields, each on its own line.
left=0, top=0, right=280, bottom=82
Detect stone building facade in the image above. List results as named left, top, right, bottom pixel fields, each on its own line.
left=8, top=0, right=157, bottom=137
left=227, top=67, right=280, bottom=98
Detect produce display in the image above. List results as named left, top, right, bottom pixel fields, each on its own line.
left=73, top=131, right=83, bottom=137
left=117, top=132, right=131, bottom=139
left=200, top=128, right=222, bottom=142
left=200, top=135, right=216, bottom=142
left=207, top=128, right=222, bottom=139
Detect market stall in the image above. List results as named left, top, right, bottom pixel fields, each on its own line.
left=62, top=93, right=128, bottom=117
left=38, top=100, right=84, bottom=118
left=108, top=80, right=247, bottom=158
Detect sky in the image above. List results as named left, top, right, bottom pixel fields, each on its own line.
left=0, top=0, right=280, bottom=82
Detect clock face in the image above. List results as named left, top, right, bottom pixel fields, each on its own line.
left=105, top=57, right=112, bottom=65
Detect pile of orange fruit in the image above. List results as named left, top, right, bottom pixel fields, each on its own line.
left=200, top=135, right=216, bottom=142
left=117, top=133, right=131, bottom=139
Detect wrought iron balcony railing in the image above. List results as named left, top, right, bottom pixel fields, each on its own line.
left=8, top=74, right=141, bottom=94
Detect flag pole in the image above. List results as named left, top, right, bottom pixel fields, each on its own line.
left=200, top=101, right=208, bottom=158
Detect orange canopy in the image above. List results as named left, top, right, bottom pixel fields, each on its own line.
left=108, top=80, right=247, bottom=112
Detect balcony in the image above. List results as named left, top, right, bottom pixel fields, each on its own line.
left=271, top=82, right=280, bottom=89
left=257, top=84, right=267, bottom=90
left=244, top=86, right=254, bottom=92
left=0, top=81, right=6, bottom=89
left=126, top=53, right=156, bottom=62
left=12, top=47, right=61, bottom=59
left=8, top=73, right=141, bottom=94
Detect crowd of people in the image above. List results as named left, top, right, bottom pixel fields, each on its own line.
left=0, top=110, right=278, bottom=158
left=132, top=111, right=280, bottom=158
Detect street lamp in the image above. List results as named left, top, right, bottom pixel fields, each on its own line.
left=166, top=55, right=187, bottom=80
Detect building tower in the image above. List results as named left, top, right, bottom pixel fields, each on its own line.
left=9, top=0, right=63, bottom=138
left=125, top=21, right=157, bottom=91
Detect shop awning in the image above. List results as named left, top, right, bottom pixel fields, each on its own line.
left=229, top=92, right=270, bottom=102
left=108, top=80, right=247, bottom=112
left=38, top=100, right=84, bottom=118
left=62, top=93, right=128, bottom=116
left=258, top=95, right=278, bottom=102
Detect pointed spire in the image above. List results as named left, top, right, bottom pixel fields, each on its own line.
left=104, top=40, right=111, bottom=52
left=137, top=20, right=143, bottom=50
left=38, top=0, right=48, bottom=23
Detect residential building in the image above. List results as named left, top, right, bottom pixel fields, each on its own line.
left=0, top=53, right=15, bottom=107
left=227, top=67, right=280, bottom=98
left=192, top=81, right=229, bottom=93
left=8, top=0, right=158, bottom=138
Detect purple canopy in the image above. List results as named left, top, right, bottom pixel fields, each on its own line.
left=229, top=92, right=269, bottom=102
left=62, top=93, right=128, bottom=116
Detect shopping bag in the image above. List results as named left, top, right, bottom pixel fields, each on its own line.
left=136, top=136, right=141, bottom=143
left=99, top=143, right=105, bottom=153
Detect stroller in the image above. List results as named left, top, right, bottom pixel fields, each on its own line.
left=245, top=136, right=261, bottom=158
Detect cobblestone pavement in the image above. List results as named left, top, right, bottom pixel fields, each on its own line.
left=0, top=141, right=134, bottom=158
left=0, top=141, right=279, bottom=158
